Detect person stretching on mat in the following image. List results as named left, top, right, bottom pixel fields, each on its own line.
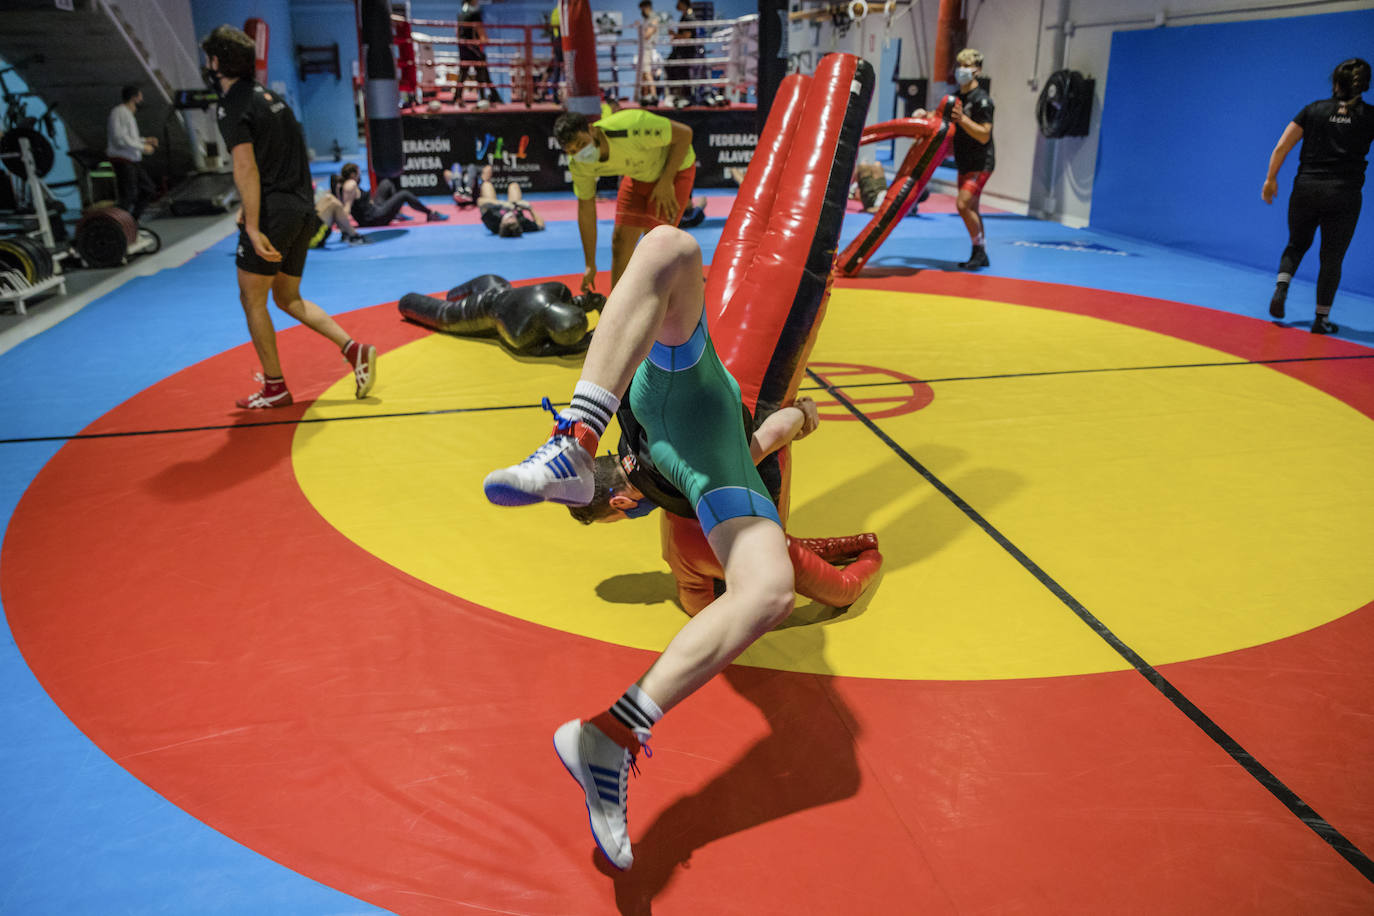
left=554, top=108, right=696, bottom=292
left=310, top=188, right=370, bottom=247
left=482, top=226, right=800, bottom=870
left=337, top=162, right=449, bottom=227
left=1263, top=58, right=1372, bottom=334
left=201, top=25, right=377, bottom=409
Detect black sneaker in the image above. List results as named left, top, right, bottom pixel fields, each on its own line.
left=1268, top=284, right=1287, bottom=319
left=346, top=233, right=373, bottom=245
left=959, top=247, right=990, bottom=270
left=426, top=211, right=450, bottom=222
left=1311, top=316, right=1339, bottom=335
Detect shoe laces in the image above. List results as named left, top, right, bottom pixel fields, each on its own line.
left=541, top=396, right=576, bottom=436
left=516, top=398, right=575, bottom=467
left=250, top=371, right=285, bottom=391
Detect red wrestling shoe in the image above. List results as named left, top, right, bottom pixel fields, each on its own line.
left=342, top=339, right=377, bottom=398
left=235, top=373, right=292, bottom=409
left=791, top=533, right=879, bottom=564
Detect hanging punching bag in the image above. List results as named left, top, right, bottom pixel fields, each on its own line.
left=560, top=0, right=601, bottom=115
left=359, top=0, right=403, bottom=184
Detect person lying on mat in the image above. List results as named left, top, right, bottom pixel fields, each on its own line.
left=471, top=164, right=544, bottom=237
left=336, top=162, right=449, bottom=227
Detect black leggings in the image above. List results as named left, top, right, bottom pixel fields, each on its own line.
left=358, top=178, right=430, bottom=226
left=1279, top=175, right=1363, bottom=308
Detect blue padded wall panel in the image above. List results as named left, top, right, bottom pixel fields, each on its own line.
left=1092, top=10, right=1374, bottom=297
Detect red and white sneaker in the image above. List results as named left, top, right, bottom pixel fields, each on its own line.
left=236, top=373, right=293, bottom=409
left=343, top=340, right=377, bottom=398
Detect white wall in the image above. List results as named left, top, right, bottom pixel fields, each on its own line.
left=882, top=0, right=1365, bottom=225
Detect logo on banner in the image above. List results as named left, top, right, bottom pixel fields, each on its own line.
left=475, top=133, right=531, bottom=163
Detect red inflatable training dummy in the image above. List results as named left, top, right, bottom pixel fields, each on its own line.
left=836, top=95, right=959, bottom=277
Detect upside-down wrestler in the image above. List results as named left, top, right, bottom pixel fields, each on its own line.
left=482, top=53, right=876, bottom=871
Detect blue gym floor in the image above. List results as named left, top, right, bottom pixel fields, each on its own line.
left=1, top=174, right=1370, bottom=912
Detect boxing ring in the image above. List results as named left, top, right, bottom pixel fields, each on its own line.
left=393, top=11, right=757, bottom=109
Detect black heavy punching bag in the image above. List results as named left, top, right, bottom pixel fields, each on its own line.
left=398, top=276, right=605, bottom=353
left=359, top=0, right=403, bottom=185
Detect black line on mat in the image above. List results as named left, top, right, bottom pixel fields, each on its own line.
left=804, top=367, right=1374, bottom=884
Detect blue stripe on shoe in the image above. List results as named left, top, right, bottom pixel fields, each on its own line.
left=589, top=764, right=619, bottom=778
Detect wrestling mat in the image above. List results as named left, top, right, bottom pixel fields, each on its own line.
left=4, top=269, right=1373, bottom=913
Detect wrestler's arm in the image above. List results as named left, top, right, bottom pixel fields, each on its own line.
left=231, top=143, right=280, bottom=262
left=657, top=119, right=694, bottom=181
left=340, top=178, right=361, bottom=210
left=749, top=396, right=819, bottom=464
left=577, top=197, right=598, bottom=291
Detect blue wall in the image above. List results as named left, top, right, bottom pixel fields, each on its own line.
left=191, top=0, right=305, bottom=126
left=291, top=0, right=362, bottom=157
left=1092, top=10, right=1374, bottom=297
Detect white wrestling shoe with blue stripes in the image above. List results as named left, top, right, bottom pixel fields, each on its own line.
left=553, top=713, right=648, bottom=871
left=483, top=398, right=597, bottom=506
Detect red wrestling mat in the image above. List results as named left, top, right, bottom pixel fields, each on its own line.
left=4, top=274, right=1372, bottom=913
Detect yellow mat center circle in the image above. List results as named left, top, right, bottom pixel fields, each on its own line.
left=294, top=290, right=1374, bottom=680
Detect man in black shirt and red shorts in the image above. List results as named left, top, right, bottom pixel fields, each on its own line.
left=951, top=48, right=995, bottom=270
left=202, top=24, right=377, bottom=408
left=1263, top=58, right=1373, bottom=334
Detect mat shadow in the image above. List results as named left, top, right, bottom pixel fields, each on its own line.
left=607, top=639, right=860, bottom=913
left=355, top=228, right=409, bottom=245
left=142, top=412, right=296, bottom=502
left=592, top=559, right=861, bottom=912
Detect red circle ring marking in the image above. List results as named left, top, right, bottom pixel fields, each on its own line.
left=808, top=361, right=935, bottom=420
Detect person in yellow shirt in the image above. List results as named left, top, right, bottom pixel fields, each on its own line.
left=554, top=108, right=696, bottom=291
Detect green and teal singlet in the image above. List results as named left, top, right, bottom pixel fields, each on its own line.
left=628, top=312, right=781, bottom=537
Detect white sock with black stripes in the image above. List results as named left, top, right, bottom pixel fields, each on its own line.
left=608, top=683, right=663, bottom=741
left=565, top=381, right=619, bottom=439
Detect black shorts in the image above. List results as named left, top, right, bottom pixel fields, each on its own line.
left=236, top=206, right=319, bottom=278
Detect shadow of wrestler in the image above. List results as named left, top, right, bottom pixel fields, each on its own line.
left=610, top=656, right=861, bottom=914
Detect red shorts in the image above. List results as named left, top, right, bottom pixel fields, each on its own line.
left=615, top=164, right=696, bottom=230
left=957, top=170, right=992, bottom=201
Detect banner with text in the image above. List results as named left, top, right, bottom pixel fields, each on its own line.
left=399, top=108, right=759, bottom=193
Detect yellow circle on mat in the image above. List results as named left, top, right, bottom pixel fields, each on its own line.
left=293, top=290, right=1374, bottom=680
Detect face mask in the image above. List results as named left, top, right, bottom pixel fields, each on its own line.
left=955, top=67, right=976, bottom=87
left=201, top=66, right=220, bottom=92
left=619, top=497, right=656, bottom=519
left=573, top=144, right=599, bottom=163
